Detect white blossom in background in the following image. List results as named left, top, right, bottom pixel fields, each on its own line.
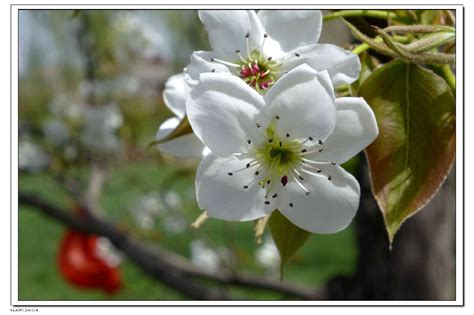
left=155, top=74, right=208, bottom=158
left=19, top=139, right=50, bottom=172
left=80, top=103, right=123, bottom=154
left=162, top=215, right=187, bottom=234
left=189, top=240, right=221, bottom=273
left=163, top=190, right=183, bottom=210
left=129, top=192, right=164, bottom=230
left=186, top=10, right=360, bottom=93
left=95, top=237, right=123, bottom=267
left=186, top=65, right=378, bottom=233
left=43, top=120, right=69, bottom=146
left=255, top=237, right=280, bottom=270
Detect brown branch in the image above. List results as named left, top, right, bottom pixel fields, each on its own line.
left=18, top=192, right=325, bottom=300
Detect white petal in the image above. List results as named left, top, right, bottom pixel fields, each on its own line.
left=312, top=97, right=378, bottom=164
left=297, top=44, right=361, bottom=87
left=156, top=117, right=206, bottom=158
left=264, top=64, right=336, bottom=142
left=163, top=74, right=186, bottom=119
left=195, top=153, right=269, bottom=221
left=257, top=10, right=322, bottom=53
left=198, top=10, right=264, bottom=59
left=186, top=51, right=231, bottom=80
left=279, top=164, right=360, bottom=233
left=186, top=72, right=266, bottom=157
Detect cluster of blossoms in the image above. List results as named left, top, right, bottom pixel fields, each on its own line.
left=156, top=10, right=378, bottom=234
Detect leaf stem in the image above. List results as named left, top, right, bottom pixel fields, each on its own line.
left=352, top=35, right=409, bottom=55
left=323, top=10, right=397, bottom=22
left=440, top=64, right=456, bottom=93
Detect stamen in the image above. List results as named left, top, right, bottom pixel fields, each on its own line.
left=272, top=193, right=278, bottom=198
left=259, top=34, right=268, bottom=60
left=268, top=138, right=273, bottom=143
left=290, top=173, right=310, bottom=196
left=286, top=133, right=290, bottom=138
left=328, top=175, right=332, bottom=181
left=275, top=115, right=280, bottom=120
left=264, top=200, right=270, bottom=205
left=247, top=139, right=252, bottom=144
left=210, top=57, right=241, bottom=68
left=245, top=33, right=251, bottom=58
left=295, top=52, right=300, bottom=57
left=289, top=202, right=294, bottom=207
left=235, top=50, right=247, bottom=63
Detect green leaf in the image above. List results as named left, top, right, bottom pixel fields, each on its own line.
left=359, top=60, right=456, bottom=243
left=268, top=210, right=311, bottom=278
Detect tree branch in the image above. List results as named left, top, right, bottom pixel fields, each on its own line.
left=18, top=192, right=325, bottom=300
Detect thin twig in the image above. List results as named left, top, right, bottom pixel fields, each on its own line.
left=19, top=192, right=326, bottom=300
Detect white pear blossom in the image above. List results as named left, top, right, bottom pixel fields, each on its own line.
left=186, top=10, right=360, bottom=93
left=186, top=64, right=378, bottom=233
left=155, top=74, right=208, bottom=157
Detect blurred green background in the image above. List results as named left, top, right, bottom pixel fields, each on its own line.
left=18, top=10, right=357, bottom=300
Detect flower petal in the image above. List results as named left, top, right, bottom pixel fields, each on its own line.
left=257, top=10, right=322, bottom=52
left=186, top=51, right=231, bottom=80
left=297, top=44, right=361, bottom=87
left=163, top=74, right=186, bottom=119
left=311, top=97, right=379, bottom=164
left=279, top=164, right=360, bottom=233
left=198, top=10, right=264, bottom=59
left=264, top=64, right=336, bottom=142
left=195, top=153, right=269, bottom=221
left=186, top=72, right=266, bottom=157
left=156, top=117, right=206, bottom=158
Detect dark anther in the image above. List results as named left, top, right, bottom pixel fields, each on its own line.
left=317, top=169, right=322, bottom=173
left=268, top=138, right=273, bottom=143
left=299, top=175, right=304, bottom=181
left=264, top=33, right=268, bottom=38
left=267, top=179, right=271, bottom=184
left=245, top=33, right=250, bottom=38
left=246, top=163, right=251, bottom=168
left=279, top=141, right=282, bottom=147
left=301, top=149, right=307, bottom=153
left=256, top=123, right=261, bottom=128
left=228, top=172, right=233, bottom=176
left=255, top=171, right=260, bottom=176
left=272, top=193, right=278, bottom=198
left=286, top=133, right=290, bottom=138
left=264, top=201, right=270, bottom=205
left=289, top=202, right=294, bottom=207
left=243, top=185, right=249, bottom=189
left=281, top=175, right=288, bottom=186
left=236, top=49, right=240, bottom=53
left=318, top=148, right=324, bottom=152
left=211, top=69, right=216, bottom=73
left=309, top=136, right=314, bottom=141
left=247, top=139, right=252, bottom=144
left=328, top=176, right=332, bottom=181
left=268, top=57, right=273, bottom=61
left=331, top=162, right=336, bottom=165
left=305, top=192, right=310, bottom=196
left=318, top=140, right=323, bottom=145
left=210, top=58, right=215, bottom=62
left=275, top=115, right=280, bottom=120
left=295, top=52, right=300, bottom=57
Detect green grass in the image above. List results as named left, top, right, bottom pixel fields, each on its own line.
left=18, top=162, right=358, bottom=301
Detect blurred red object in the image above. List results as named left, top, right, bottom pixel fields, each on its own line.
left=58, top=230, right=122, bottom=294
